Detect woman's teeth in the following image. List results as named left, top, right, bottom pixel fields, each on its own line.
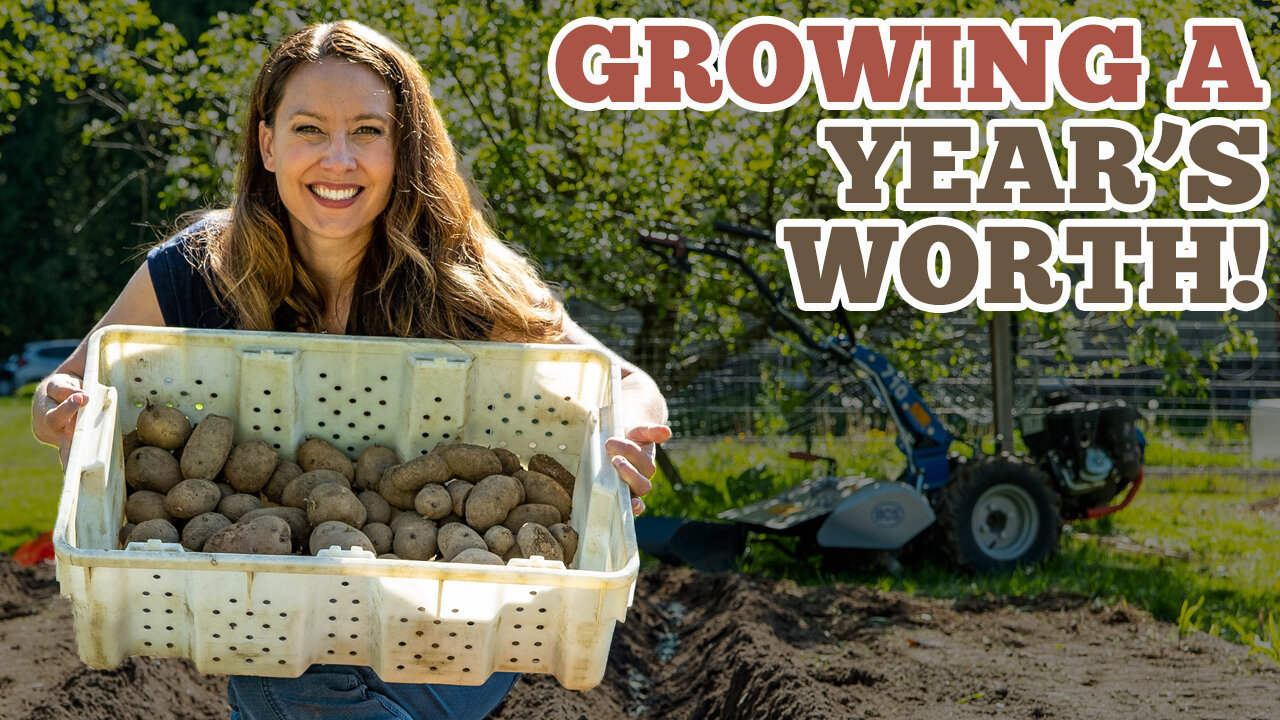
left=311, top=185, right=359, bottom=200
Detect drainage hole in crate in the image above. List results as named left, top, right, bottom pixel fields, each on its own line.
left=329, top=616, right=337, bottom=622
left=165, top=609, right=173, bottom=614
left=143, top=624, right=152, bottom=630
left=487, top=405, right=494, bottom=411
left=501, top=418, right=508, bottom=424
left=378, top=400, right=386, bottom=406
left=400, top=618, right=408, bottom=623
left=464, top=644, right=472, bottom=650
left=274, top=443, right=281, bottom=449
left=416, top=631, right=425, bottom=637
left=213, top=657, right=220, bottom=662
left=212, top=610, right=220, bottom=615
left=330, top=598, right=338, bottom=603
left=263, top=390, right=271, bottom=395
left=348, top=398, right=357, bottom=405
left=152, top=574, right=161, bottom=580
left=319, top=397, right=327, bottom=403
left=466, top=621, right=475, bottom=626
left=430, top=666, right=438, bottom=671
left=463, top=668, right=471, bottom=673
left=253, top=425, right=261, bottom=431
left=515, top=607, right=523, bottom=613
left=329, top=633, right=336, bottom=639
left=245, top=611, right=254, bottom=617
left=229, top=598, right=237, bottom=604
left=279, top=660, right=286, bottom=665
left=431, top=643, right=439, bottom=649
left=229, top=646, right=237, bottom=651
left=166, top=642, right=174, bottom=649
left=347, top=423, right=355, bottom=430
left=442, top=433, right=450, bottom=439
left=421, top=433, right=429, bottom=438
left=327, top=650, right=335, bottom=655
left=149, top=390, right=158, bottom=397
left=320, top=373, right=328, bottom=379
left=142, top=591, right=150, bottom=596
left=538, top=608, right=547, bottom=613
left=351, top=617, right=360, bottom=622
left=211, top=392, right=219, bottom=398
left=245, top=658, right=253, bottom=664
left=511, top=641, right=520, bottom=646
left=143, top=608, right=151, bottom=613
left=332, top=410, right=340, bottom=417
left=397, top=665, right=405, bottom=670
left=332, top=434, right=341, bottom=441
left=513, top=624, right=520, bottom=629
left=166, top=626, right=173, bottom=631
left=448, top=632, right=457, bottom=638
left=253, top=407, right=261, bottom=413
left=274, top=426, right=282, bottom=432
left=534, top=641, right=542, bottom=647
left=230, top=623, right=238, bottom=629
left=533, top=658, right=541, bottom=663
left=378, top=424, right=386, bottom=430
left=529, top=591, right=537, bottom=596
left=510, top=657, right=518, bottom=663
left=212, top=633, right=220, bottom=639
left=246, top=635, right=254, bottom=640
left=349, top=651, right=357, bottom=657
left=531, top=419, right=539, bottom=425
left=135, top=401, right=145, bottom=408
left=398, top=641, right=406, bottom=647
left=447, top=655, right=455, bottom=661
left=144, top=641, right=152, bottom=647
left=318, top=422, right=326, bottom=428
left=280, top=612, right=288, bottom=618
left=350, top=634, right=358, bottom=640
left=536, top=625, right=544, bottom=630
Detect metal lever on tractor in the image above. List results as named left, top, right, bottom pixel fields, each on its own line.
left=788, top=450, right=838, bottom=476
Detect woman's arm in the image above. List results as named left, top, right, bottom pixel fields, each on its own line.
left=32, top=263, right=166, bottom=464
left=559, top=314, right=672, bottom=515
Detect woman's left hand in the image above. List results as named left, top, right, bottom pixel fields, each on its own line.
left=606, top=424, right=673, bottom=516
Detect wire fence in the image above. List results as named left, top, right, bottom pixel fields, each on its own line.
left=578, top=308, right=1280, bottom=458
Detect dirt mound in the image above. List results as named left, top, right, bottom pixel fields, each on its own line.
left=1, top=556, right=1277, bottom=720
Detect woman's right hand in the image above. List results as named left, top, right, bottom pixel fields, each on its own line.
left=35, top=374, right=89, bottom=468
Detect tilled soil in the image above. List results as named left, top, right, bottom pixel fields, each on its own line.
left=1, top=556, right=1276, bottom=720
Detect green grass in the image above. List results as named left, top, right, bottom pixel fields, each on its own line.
left=0, top=394, right=65, bottom=552
left=650, top=435, right=1280, bottom=653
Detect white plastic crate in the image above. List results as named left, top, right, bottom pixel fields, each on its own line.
left=53, top=325, right=637, bottom=690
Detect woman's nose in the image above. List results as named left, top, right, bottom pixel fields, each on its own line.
left=320, top=135, right=357, bottom=171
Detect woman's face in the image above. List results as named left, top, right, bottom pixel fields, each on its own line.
left=258, top=61, right=396, bottom=251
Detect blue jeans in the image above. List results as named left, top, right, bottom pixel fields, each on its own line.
left=227, top=665, right=520, bottom=720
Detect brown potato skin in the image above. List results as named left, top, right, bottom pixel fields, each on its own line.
left=413, top=484, right=453, bottom=520
left=450, top=548, right=504, bottom=565
left=281, top=469, right=350, bottom=509
left=377, top=473, right=421, bottom=511
left=262, top=460, right=303, bottom=504
left=224, top=439, right=279, bottom=493
left=126, top=518, right=180, bottom=546
left=439, top=443, right=502, bottom=483
left=464, top=475, right=523, bottom=532
left=182, top=512, right=232, bottom=552
left=164, top=478, right=221, bottom=519
left=520, top=471, right=573, bottom=523
left=549, top=523, right=579, bottom=565
left=482, top=525, right=515, bottom=557
left=491, top=447, right=523, bottom=476
left=384, top=451, right=450, bottom=493
left=297, top=438, right=355, bottom=481
left=502, top=504, right=563, bottom=534
left=181, top=415, right=235, bottom=480
left=121, top=429, right=142, bottom=459
left=356, top=445, right=401, bottom=491
left=516, top=523, right=563, bottom=562
left=391, top=517, right=438, bottom=561
left=437, top=522, right=487, bottom=561
left=357, top=490, right=392, bottom=526
left=136, top=404, right=192, bottom=450
left=218, top=493, right=265, bottom=522
left=205, top=516, right=292, bottom=555
left=363, top=522, right=393, bottom=555
left=125, top=490, right=171, bottom=525
left=306, top=484, right=367, bottom=528
left=446, top=480, right=473, bottom=517
left=125, top=446, right=183, bottom=494
left=309, top=521, right=375, bottom=556
left=240, top=507, right=309, bottom=552
left=528, top=454, right=576, bottom=494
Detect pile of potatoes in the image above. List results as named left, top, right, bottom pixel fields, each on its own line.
left=120, top=404, right=580, bottom=567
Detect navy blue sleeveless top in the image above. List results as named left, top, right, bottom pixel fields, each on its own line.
left=146, top=221, right=236, bottom=330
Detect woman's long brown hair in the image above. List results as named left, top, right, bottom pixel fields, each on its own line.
left=186, top=20, right=563, bottom=342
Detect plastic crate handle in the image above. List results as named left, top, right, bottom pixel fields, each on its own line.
left=54, top=382, right=120, bottom=572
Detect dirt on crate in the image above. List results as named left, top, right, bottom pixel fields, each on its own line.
left=2, top=556, right=1278, bottom=720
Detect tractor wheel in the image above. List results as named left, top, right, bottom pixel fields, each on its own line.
left=935, top=454, right=1061, bottom=573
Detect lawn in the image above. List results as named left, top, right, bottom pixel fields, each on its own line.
left=0, top=394, right=64, bottom=551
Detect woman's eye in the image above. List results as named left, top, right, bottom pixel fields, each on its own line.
left=294, top=125, right=321, bottom=134
left=356, top=126, right=383, bottom=136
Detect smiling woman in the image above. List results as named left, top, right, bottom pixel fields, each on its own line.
left=30, top=17, right=671, bottom=720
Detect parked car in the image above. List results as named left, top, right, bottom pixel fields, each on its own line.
left=3, top=339, right=80, bottom=395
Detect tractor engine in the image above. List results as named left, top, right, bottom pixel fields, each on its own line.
left=1018, top=400, right=1143, bottom=517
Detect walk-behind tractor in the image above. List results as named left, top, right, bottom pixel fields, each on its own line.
left=635, top=223, right=1146, bottom=573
